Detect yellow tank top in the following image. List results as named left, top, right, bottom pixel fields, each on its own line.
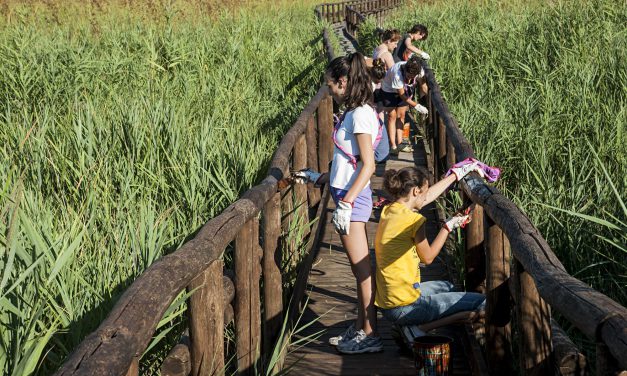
left=374, top=202, right=426, bottom=309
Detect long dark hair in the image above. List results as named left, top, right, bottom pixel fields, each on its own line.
left=326, top=52, right=373, bottom=110
left=408, top=24, right=428, bottom=39
left=383, top=167, right=429, bottom=199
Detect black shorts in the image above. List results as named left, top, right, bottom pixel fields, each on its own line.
left=380, top=90, right=406, bottom=108
left=373, top=88, right=383, bottom=104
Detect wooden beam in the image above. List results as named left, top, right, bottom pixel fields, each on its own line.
left=465, top=203, right=485, bottom=293
left=305, top=115, right=320, bottom=207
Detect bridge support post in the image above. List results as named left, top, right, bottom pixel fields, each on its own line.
left=305, top=115, right=320, bottom=206
left=317, top=94, right=333, bottom=173
left=464, top=203, right=485, bottom=293
left=235, top=219, right=262, bottom=375
left=263, top=193, right=282, bottom=357
left=484, top=217, right=513, bottom=374
left=513, top=260, right=553, bottom=376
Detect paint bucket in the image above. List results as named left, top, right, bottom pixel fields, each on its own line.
left=403, top=123, right=410, bottom=139
left=413, top=335, right=452, bottom=376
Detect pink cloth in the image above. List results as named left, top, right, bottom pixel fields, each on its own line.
left=446, top=157, right=501, bottom=183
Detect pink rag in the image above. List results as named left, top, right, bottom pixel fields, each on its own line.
left=446, top=157, right=501, bottom=183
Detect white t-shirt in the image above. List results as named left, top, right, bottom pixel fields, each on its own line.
left=381, top=61, right=424, bottom=93
left=330, top=104, right=379, bottom=190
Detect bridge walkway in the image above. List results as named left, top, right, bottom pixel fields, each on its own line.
left=284, top=139, right=476, bottom=375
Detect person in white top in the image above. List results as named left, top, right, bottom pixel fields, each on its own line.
left=290, top=52, right=383, bottom=354
left=380, top=56, right=429, bottom=153
left=372, top=29, right=400, bottom=71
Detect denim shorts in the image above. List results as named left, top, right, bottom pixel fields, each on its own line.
left=381, top=280, right=486, bottom=326
left=330, top=185, right=373, bottom=222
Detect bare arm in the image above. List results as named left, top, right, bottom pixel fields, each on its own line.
left=423, top=174, right=456, bottom=206
left=414, top=224, right=449, bottom=265
left=397, top=86, right=419, bottom=108
left=405, top=37, right=424, bottom=55
left=343, top=133, right=375, bottom=203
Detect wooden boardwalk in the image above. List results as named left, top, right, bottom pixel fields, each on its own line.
left=284, top=139, right=475, bottom=375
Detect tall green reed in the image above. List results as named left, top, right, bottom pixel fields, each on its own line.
left=363, top=0, right=626, bottom=305
left=0, top=2, right=325, bottom=374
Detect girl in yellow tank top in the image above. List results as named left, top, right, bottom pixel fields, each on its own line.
left=374, top=165, right=487, bottom=331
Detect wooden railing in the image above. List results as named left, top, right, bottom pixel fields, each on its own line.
left=315, top=0, right=402, bottom=28
left=55, top=37, right=340, bottom=376
left=420, top=62, right=627, bottom=374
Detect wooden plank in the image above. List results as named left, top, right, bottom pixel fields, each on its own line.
left=513, top=260, right=553, bottom=376
left=262, top=192, right=282, bottom=356
left=188, top=260, right=224, bottom=376
left=235, top=219, right=259, bottom=375
left=484, top=217, right=513, bottom=374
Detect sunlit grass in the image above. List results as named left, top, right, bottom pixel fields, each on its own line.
left=0, top=1, right=325, bottom=374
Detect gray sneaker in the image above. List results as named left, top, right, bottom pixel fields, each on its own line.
left=328, top=323, right=357, bottom=346
left=336, top=329, right=384, bottom=354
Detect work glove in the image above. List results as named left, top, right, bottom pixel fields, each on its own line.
left=443, top=213, right=471, bottom=232
left=419, top=51, right=431, bottom=60
left=291, top=168, right=323, bottom=185
left=414, top=103, right=429, bottom=115
left=449, top=162, right=485, bottom=181
left=332, top=200, right=353, bottom=235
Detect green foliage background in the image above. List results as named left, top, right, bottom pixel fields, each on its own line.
left=0, top=1, right=324, bottom=374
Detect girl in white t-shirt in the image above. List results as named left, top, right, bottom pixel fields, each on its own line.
left=380, top=56, right=429, bottom=154
left=291, top=52, right=383, bottom=354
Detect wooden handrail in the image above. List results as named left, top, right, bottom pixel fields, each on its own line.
left=421, top=59, right=627, bottom=371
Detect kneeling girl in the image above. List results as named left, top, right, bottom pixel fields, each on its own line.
left=374, top=165, right=486, bottom=330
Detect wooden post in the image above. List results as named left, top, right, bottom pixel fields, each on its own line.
left=188, top=260, right=224, bottom=376
left=235, top=219, right=262, bottom=375
left=305, top=115, right=320, bottom=205
left=438, top=115, right=446, bottom=172
left=596, top=343, right=622, bottom=376
left=513, top=260, right=553, bottom=376
left=429, top=108, right=438, bottom=185
left=551, top=319, right=587, bottom=376
left=484, top=217, right=513, bottom=374
left=262, top=193, right=282, bottom=357
left=294, top=133, right=309, bottom=236
left=464, top=202, right=485, bottom=293
left=317, top=95, right=333, bottom=173
left=446, top=137, right=456, bottom=169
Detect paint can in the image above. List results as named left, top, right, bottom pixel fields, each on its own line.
left=413, top=335, right=452, bottom=376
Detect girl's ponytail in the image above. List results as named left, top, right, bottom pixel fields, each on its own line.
left=345, top=52, right=373, bottom=110
left=383, top=167, right=429, bottom=199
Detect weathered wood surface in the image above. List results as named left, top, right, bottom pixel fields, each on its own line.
left=188, top=260, right=224, bottom=376
left=263, top=192, right=283, bottom=354
left=284, top=144, right=475, bottom=375
left=551, top=319, right=587, bottom=376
